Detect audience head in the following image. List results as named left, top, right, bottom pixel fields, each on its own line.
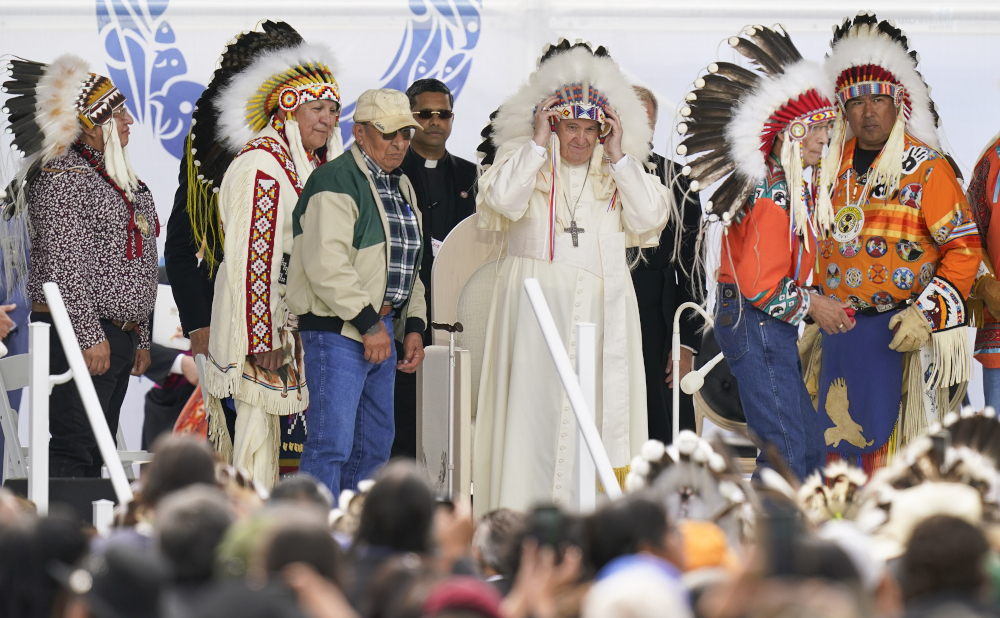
left=355, top=460, right=436, bottom=554
left=261, top=509, right=345, bottom=587
left=422, top=576, right=503, bottom=618
left=362, top=553, right=441, bottom=618
left=269, top=474, right=334, bottom=512
left=0, top=510, right=88, bottom=618
left=586, top=495, right=682, bottom=574
left=141, top=435, right=219, bottom=509
left=57, top=543, right=168, bottom=618
left=901, top=514, right=990, bottom=602
left=583, top=554, right=692, bottom=618
left=155, top=484, right=234, bottom=584
left=471, top=508, right=525, bottom=578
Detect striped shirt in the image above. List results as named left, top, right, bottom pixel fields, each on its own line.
left=362, top=149, right=421, bottom=308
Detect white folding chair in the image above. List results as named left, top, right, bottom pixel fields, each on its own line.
left=0, top=354, right=29, bottom=481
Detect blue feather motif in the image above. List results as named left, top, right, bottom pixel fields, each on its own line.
left=340, top=0, right=482, bottom=145
left=96, top=0, right=204, bottom=159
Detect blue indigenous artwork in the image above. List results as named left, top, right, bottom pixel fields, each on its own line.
left=96, top=0, right=482, bottom=158
left=339, top=0, right=483, bottom=144
left=818, top=312, right=903, bottom=456
left=96, top=0, right=205, bottom=159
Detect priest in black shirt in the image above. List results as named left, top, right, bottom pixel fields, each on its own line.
left=393, top=78, right=478, bottom=457
left=631, top=86, right=704, bottom=444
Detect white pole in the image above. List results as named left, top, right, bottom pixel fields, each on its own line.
left=575, top=322, right=596, bottom=511
left=672, top=302, right=715, bottom=444
left=92, top=498, right=115, bottom=535
left=523, top=279, right=622, bottom=500
left=28, top=322, right=51, bottom=515
left=42, top=282, right=134, bottom=506
left=446, top=330, right=456, bottom=500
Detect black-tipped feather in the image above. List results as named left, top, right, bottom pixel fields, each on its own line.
left=686, top=98, right=739, bottom=111
left=679, top=131, right=727, bottom=157
left=685, top=92, right=740, bottom=105
left=696, top=74, right=752, bottom=97
left=729, top=37, right=783, bottom=76
left=748, top=25, right=802, bottom=69
left=683, top=106, right=734, bottom=120
left=695, top=159, right=740, bottom=192
left=709, top=62, right=760, bottom=88
left=685, top=152, right=729, bottom=178
left=708, top=174, right=755, bottom=216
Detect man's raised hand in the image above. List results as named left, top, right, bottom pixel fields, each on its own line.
left=532, top=95, right=562, bottom=149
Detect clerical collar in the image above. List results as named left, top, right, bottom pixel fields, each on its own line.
left=424, top=158, right=438, bottom=168
left=853, top=144, right=882, bottom=177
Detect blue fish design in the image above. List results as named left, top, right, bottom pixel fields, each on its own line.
left=96, top=0, right=204, bottom=159
left=340, top=0, right=482, bottom=145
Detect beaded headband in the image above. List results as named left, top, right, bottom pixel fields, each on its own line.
left=76, top=74, right=126, bottom=128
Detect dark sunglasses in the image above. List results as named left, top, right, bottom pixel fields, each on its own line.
left=413, top=109, right=454, bottom=120
left=364, top=123, right=416, bottom=141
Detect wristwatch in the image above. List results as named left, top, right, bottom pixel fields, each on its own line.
left=366, top=322, right=382, bottom=337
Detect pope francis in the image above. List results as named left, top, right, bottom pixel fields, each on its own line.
left=474, top=41, right=671, bottom=515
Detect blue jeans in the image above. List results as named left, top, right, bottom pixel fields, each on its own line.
left=714, top=284, right=825, bottom=480
left=984, top=367, right=1000, bottom=412
left=299, top=315, right=397, bottom=499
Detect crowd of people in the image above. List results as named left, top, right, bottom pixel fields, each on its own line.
left=2, top=428, right=1000, bottom=618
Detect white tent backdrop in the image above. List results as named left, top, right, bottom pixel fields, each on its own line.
left=4, top=0, right=1000, bottom=450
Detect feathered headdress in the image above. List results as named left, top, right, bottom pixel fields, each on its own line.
left=1, top=55, right=130, bottom=296
left=794, top=408, right=1000, bottom=560
left=185, top=20, right=341, bottom=274
left=677, top=25, right=839, bottom=241
left=824, top=12, right=945, bottom=199
left=1, top=55, right=127, bottom=218
left=625, top=432, right=757, bottom=546
left=483, top=40, right=652, bottom=166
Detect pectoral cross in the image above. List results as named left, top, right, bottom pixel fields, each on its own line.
left=564, top=220, right=585, bottom=247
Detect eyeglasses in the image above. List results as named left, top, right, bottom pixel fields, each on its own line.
left=413, top=109, right=454, bottom=120
left=364, top=123, right=415, bottom=141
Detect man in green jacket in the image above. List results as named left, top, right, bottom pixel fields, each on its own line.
left=287, top=89, right=427, bottom=497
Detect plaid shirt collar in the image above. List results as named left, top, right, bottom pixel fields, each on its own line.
left=361, top=148, right=402, bottom=183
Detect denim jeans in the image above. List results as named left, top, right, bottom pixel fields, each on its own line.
left=984, top=367, right=1000, bottom=412
left=299, top=315, right=397, bottom=499
left=713, top=284, right=825, bottom=480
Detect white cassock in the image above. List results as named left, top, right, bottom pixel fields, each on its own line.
left=473, top=136, right=669, bottom=515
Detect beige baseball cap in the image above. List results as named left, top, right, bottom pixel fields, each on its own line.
left=353, top=88, right=421, bottom=134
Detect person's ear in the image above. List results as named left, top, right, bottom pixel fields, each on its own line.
left=80, top=123, right=102, bottom=141
left=352, top=122, right=366, bottom=144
